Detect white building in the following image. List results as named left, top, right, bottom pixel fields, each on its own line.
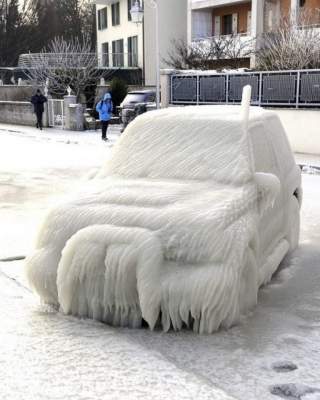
left=94, top=0, right=188, bottom=86
left=189, top=0, right=319, bottom=67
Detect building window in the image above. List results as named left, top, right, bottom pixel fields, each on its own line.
left=128, top=36, right=138, bottom=67
left=222, top=14, right=233, bottom=35
left=102, top=42, right=109, bottom=67
left=112, top=2, right=120, bottom=26
left=98, top=7, right=108, bottom=30
left=299, top=0, right=306, bottom=6
left=128, top=0, right=134, bottom=21
left=112, top=39, right=124, bottom=67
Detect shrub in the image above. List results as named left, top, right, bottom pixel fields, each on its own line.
left=109, top=77, right=128, bottom=113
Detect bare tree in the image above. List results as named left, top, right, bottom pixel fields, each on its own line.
left=165, top=35, right=254, bottom=71
left=23, top=35, right=105, bottom=99
left=256, top=11, right=320, bottom=70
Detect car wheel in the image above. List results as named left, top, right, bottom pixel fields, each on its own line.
left=288, top=195, right=300, bottom=252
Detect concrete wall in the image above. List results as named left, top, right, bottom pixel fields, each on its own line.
left=272, top=109, right=320, bottom=155
left=144, top=0, right=188, bottom=86
left=0, top=101, right=48, bottom=127
left=0, top=85, right=36, bottom=102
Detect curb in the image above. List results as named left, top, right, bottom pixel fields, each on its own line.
left=299, top=164, right=320, bottom=173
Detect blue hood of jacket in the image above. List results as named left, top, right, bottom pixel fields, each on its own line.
left=96, top=94, right=113, bottom=121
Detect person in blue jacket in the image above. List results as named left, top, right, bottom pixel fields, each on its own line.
left=96, top=92, right=113, bottom=141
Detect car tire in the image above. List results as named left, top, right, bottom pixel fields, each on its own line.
left=288, top=195, right=300, bottom=252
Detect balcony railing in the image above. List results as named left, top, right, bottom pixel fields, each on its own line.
left=18, top=52, right=140, bottom=70
left=191, top=33, right=254, bottom=60
left=192, top=32, right=251, bottom=42
left=98, top=53, right=139, bottom=68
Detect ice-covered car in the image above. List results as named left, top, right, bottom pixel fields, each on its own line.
left=26, top=89, right=302, bottom=334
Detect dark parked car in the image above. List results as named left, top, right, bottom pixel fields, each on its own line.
left=119, top=90, right=156, bottom=131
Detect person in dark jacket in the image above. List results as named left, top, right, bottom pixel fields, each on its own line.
left=31, top=89, right=47, bottom=130
left=96, top=92, right=113, bottom=141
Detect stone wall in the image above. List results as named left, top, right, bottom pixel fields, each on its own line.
left=0, top=86, right=38, bottom=102
left=0, top=101, right=48, bottom=127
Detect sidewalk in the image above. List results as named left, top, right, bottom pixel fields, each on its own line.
left=0, top=123, right=122, bottom=146
left=1, top=123, right=320, bottom=169
left=295, top=153, right=320, bottom=170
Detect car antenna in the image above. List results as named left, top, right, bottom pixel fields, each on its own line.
left=241, top=85, right=252, bottom=133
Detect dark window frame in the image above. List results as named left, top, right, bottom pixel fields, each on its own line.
left=128, top=35, right=138, bottom=67
left=98, top=7, right=108, bottom=30
left=112, top=2, right=120, bottom=26
left=128, top=0, right=133, bottom=21
left=222, top=14, right=233, bottom=35
left=101, top=42, right=109, bottom=67
left=112, top=39, right=124, bottom=67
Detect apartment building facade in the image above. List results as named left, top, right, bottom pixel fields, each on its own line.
left=190, top=0, right=320, bottom=66
left=94, top=0, right=188, bottom=85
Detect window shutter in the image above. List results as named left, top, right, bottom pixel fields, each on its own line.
left=232, top=13, right=238, bottom=34
left=98, top=10, right=101, bottom=30
left=214, top=16, right=221, bottom=36
left=247, top=11, right=251, bottom=34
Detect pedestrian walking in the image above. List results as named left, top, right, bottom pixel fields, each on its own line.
left=96, top=93, right=113, bottom=141
left=31, top=89, right=47, bottom=130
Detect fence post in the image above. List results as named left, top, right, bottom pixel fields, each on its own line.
left=43, top=95, right=51, bottom=127
left=296, top=71, right=300, bottom=109
left=258, top=72, right=263, bottom=107
left=196, top=75, right=200, bottom=105
left=226, top=73, right=229, bottom=104
left=160, top=69, right=175, bottom=108
left=64, top=95, right=77, bottom=130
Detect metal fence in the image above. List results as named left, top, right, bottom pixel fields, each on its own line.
left=170, top=69, right=320, bottom=108
left=48, top=99, right=65, bottom=129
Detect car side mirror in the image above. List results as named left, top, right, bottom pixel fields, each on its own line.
left=254, top=172, right=281, bottom=214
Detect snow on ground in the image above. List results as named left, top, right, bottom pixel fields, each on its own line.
left=1, top=125, right=320, bottom=400
left=0, top=125, right=120, bottom=259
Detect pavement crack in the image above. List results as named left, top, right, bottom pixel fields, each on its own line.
left=0, top=256, right=26, bottom=262
left=0, top=269, right=31, bottom=293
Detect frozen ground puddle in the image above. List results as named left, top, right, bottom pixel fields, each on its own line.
left=272, top=361, right=298, bottom=373
left=270, top=384, right=320, bottom=400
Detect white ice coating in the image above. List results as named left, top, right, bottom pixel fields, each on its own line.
left=25, top=98, right=301, bottom=333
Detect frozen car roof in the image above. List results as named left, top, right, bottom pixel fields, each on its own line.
left=153, top=105, right=273, bottom=120
left=98, top=105, right=274, bottom=184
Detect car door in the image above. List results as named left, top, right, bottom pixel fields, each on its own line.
left=249, top=118, right=286, bottom=269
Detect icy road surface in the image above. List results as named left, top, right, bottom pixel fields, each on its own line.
left=1, top=128, right=320, bottom=400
